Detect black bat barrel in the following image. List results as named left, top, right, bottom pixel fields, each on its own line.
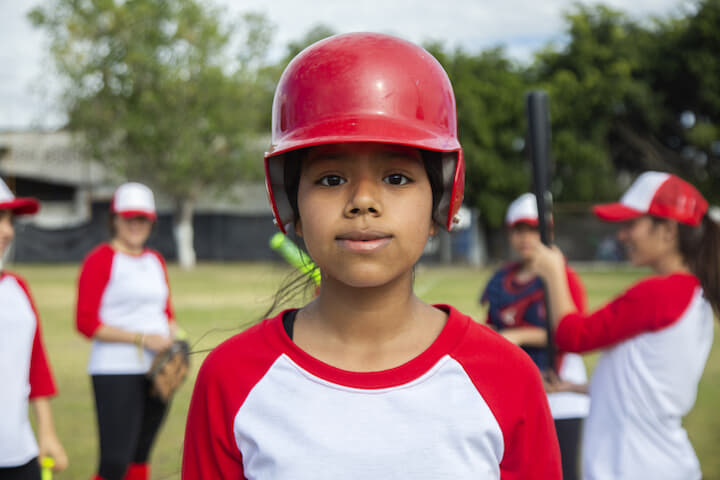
left=525, top=90, right=556, bottom=373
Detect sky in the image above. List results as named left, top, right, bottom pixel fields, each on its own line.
left=0, top=0, right=695, bottom=131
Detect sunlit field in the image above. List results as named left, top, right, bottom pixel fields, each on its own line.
left=17, top=262, right=720, bottom=479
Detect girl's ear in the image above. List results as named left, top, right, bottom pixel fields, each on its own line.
left=294, top=218, right=303, bottom=238
left=429, top=220, right=438, bottom=237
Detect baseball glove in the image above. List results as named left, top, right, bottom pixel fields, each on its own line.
left=147, top=340, right=190, bottom=403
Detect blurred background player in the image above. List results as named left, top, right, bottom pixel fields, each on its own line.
left=183, top=32, right=561, bottom=479
left=75, top=182, right=179, bottom=480
left=531, top=171, right=720, bottom=480
left=481, top=192, right=589, bottom=480
left=0, top=177, right=68, bottom=479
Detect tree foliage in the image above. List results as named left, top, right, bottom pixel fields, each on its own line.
left=29, top=0, right=273, bottom=199
left=428, top=0, right=720, bottom=227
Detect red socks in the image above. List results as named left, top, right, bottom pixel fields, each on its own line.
left=123, top=463, right=150, bottom=480
left=91, top=463, right=149, bottom=480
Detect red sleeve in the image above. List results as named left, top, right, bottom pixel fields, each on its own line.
left=12, top=274, right=58, bottom=398
left=566, top=266, right=588, bottom=314
left=452, top=322, right=562, bottom=479
left=555, top=274, right=699, bottom=353
left=183, top=322, right=279, bottom=479
left=76, top=245, right=114, bottom=338
left=150, top=250, right=175, bottom=322
left=182, top=351, right=246, bottom=479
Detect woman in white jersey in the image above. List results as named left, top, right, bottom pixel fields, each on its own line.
left=0, top=177, right=68, bottom=479
left=481, top=193, right=590, bottom=480
left=76, top=182, right=176, bottom=480
left=531, top=171, right=719, bottom=480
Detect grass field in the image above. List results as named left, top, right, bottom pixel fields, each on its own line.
left=16, top=262, right=720, bottom=479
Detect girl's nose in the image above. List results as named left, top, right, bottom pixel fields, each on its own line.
left=344, top=178, right=382, bottom=218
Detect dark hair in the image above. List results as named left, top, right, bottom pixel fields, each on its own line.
left=107, top=212, right=117, bottom=238
left=652, top=214, right=720, bottom=313
left=678, top=214, right=720, bottom=314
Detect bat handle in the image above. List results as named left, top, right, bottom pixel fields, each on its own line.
left=41, top=457, right=55, bottom=480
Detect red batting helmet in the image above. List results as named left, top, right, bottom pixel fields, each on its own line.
left=264, top=32, right=465, bottom=232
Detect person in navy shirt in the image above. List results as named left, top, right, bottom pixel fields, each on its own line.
left=481, top=192, right=589, bottom=480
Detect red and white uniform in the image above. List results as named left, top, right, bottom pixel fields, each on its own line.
left=76, top=244, right=174, bottom=374
left=183, top=305, right=561, bottom=480
left=0, top=272, right=57, bottom=467
left=556, top=273, right=713, bottom=480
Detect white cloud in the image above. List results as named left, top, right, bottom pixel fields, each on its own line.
left=0, top=0, right=695, bottom=130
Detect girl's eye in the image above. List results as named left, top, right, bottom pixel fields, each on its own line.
left=318, top=175, right=346, bottom=186
left=384, top=174, right=411, bottom=185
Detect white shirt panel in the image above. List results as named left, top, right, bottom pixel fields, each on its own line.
left=235, top=354, right=504, bottom=480
left=583, top=288, right=712, bottom=480
left=88, top=251, right=170, bottom=374
left=548, top=352, right=590, bottom=419
left=0, top=276, right=39, bottom=466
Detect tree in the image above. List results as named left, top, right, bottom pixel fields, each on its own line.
left=431, top=46, right=531, bottom=228
left=30, top=0, right=275, bottom=268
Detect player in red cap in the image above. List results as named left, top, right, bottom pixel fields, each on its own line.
left=481, top=192, right=589, bottom=480
left=76, top=182, right=178, bottom=480
left=530, top=171, right=720, bottom=479
left=183, top=32, right=561, bottom=479
left=0, top=177, right=68, bottom=478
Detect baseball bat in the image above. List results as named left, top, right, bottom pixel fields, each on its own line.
left=526, top=90, right=556, bottom=372
left=269, top=233, right=321, bottom=285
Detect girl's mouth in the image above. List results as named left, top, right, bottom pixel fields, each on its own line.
left=336, top=231, right=392, bottom=253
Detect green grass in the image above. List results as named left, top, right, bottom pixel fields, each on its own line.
left=16, top=262, right=720, bottom=479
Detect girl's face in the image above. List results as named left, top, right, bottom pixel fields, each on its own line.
left=113, top=215, right=153, bottom=252
left=508, top=223, right=541, bottom=261
left=616, top=216, right=676, bottom=268
left=0, top=210, right=13, bottom=257
left=296, top=143, right=436, bottom=288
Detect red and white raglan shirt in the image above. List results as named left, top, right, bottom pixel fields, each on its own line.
left=183, top=305, right=562, bottom=480
left=76, top=244, right=174, bottom=374
left=555, top=273, right=713, bottom=480
left=0, top=271, right=57, bottom=467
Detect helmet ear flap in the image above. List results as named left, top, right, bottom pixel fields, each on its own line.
left=433, top=151, right=465, bottom=231
left=265, top=154, right=292, bottom=233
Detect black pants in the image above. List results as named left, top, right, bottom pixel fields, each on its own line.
left=0, top=458, right=41, bottom=480
left=555, top=417, right=583, bottom=480
left=92, top=374, right=168, bottom=480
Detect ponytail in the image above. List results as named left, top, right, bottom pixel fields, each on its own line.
left=678, top=214, right=720, bottom=314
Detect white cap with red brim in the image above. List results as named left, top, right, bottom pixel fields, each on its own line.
left=0, top=178, right=40, bottom=216
left=506, top=193, right=540, bottom=227
left=593, top=171, right=708, bottom=227
left=111, top=182, right=157, bottom=220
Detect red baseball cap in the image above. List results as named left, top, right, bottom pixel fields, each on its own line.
left=0, top=178, right=39, bottom=216
left=594, top=171, right=707, bottom=226
left=111, top=182, right=157, bottom=220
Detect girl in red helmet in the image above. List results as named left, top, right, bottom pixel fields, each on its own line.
left=76, top=182, right=177, bottom=480
left=530, top=171, right=719, bottom=480
left=0, top=178, right=68, bottom=479
left=183, top=32, right=561, bottom=480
